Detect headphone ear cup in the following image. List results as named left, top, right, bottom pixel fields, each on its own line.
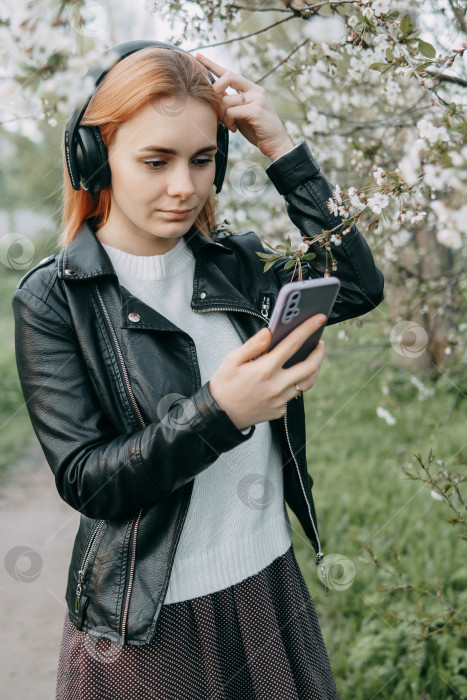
left=75, top=125, right=111, bottom=193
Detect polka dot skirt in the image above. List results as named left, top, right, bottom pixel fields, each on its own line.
left=56, top=545, right=340, bottom=699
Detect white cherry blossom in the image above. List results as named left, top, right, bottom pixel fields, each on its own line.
left=376, top=406, right=396, bottom=425
left=373, top=167, right=386, bottom=186
left=367, top=192, right=390, bottom=214
left=332, top=184, right=343, bottom=204
left=372, top=0, right=391, bottom=17
left=327, top=198, right=340, bottom=216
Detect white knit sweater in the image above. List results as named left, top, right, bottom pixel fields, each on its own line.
left=101, top=235, right=293, bottom=603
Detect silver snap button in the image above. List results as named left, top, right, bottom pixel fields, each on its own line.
left=200, top=291, right=206, bottom=299
left=128, top=312, right=140, bottom=322
left=65, top=268, right=77, bottom=276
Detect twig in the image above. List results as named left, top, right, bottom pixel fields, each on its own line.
left=257, top=37, right=311, bottom=84
left=415, top=453, right=466, bottom=526
left=368, top=554, right=467, bottom=622
left=191, top=14, right=297, bottom=50
left=228, top=4, right=291, bottom=12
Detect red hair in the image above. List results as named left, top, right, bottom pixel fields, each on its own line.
left=59, top=47, right=223, bottom=249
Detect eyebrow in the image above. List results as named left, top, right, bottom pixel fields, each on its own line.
left=138, top=144, right=217, bottom=155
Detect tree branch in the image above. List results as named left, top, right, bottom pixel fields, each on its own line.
left=425, top=71, right=467, bottom=88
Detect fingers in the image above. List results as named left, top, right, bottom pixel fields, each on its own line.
left=268, top=313, right=327, bottom=369
left=219, top=93, right=248, bottom=131
left=195, top=53, right=253, bottom=94
left=231, top=326, right=272, bottom=366
left=195, top=53, right=227, bottom=77
left=281, top=339, right=326, bottom=391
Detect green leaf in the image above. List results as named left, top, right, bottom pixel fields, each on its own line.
left=368, top=62, right=388, bottom=72
left=302, top=252, right=317, bottom=260
left=283, top=259, right=297, bottom=270
left=400, top=13, right=413, bottom=36
left=386, top=47, right=394, bottom=62
left=417, top=60, right=435, bottom=70
left=256, top=251, right=283, bottom=260
left=387, top=11, right=399, bottom=19
left=263, top=259, right=277, bottom=272
left=261, top=239, right=279, bottom=251
left=418, top=40, right=436, bottom=58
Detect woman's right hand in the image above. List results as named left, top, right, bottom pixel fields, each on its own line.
left=208, top=313, right=327, bottom=431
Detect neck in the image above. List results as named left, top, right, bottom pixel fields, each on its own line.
left=96, top=222, right=183, bottom=256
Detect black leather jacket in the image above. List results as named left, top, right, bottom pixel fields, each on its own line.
left=12, top=141, right=384, bottom=647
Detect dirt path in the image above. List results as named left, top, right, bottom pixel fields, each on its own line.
left=0, top=442, right=79, bottom=699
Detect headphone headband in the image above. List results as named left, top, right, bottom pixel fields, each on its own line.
left=64, top=40, right=228, bottom=197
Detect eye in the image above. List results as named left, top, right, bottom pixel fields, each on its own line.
left=144, top=158, right=214, bottom=170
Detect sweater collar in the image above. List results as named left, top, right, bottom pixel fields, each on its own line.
left=100, top=234, right=194, bottom=281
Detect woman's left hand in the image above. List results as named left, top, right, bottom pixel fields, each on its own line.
left=195, top=53, right=294, bottom=162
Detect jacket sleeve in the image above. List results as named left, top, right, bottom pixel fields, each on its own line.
left=12, top=287, right=255, bottom=521
left=265, top=140, right=385, bottom=325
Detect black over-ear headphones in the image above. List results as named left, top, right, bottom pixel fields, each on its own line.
left=64, top=40, right=229, bottom=202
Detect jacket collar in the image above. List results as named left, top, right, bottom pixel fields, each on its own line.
left=57, top=220, right=265, bottom=337
left=57, top=219, right=233, bottom=281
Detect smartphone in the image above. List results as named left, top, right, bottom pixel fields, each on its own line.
left=267, top=277, right=341, bottom=369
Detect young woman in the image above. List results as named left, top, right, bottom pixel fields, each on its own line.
left=12, top=41, right=384, bottom=699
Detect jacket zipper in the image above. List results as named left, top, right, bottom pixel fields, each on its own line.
left=95, top=286, right=146, bottom=429
left=283, top=403, right=329, bottom=596
left=95, top=285, right=146, bottom=645
left=193, top=301, right=270, bottom=322
left=74, top=519, right=105, bottom=613
left=193, top=301, right=328, bottom=593
left=120, top=508, right=143, bottom=645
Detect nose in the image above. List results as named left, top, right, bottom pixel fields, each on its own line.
left=166, top=161, right=197, bottom=199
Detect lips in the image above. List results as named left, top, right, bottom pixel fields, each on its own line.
left=162, top=208, right=194, bottom=213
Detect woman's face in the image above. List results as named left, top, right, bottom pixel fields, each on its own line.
left=98, top=95, right=219, bottom=255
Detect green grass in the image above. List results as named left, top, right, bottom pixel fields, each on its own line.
left=290, top=311, right=467, bottom=699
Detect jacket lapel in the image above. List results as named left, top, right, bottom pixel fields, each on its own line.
left=57, top=220, right=266, bottom=339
